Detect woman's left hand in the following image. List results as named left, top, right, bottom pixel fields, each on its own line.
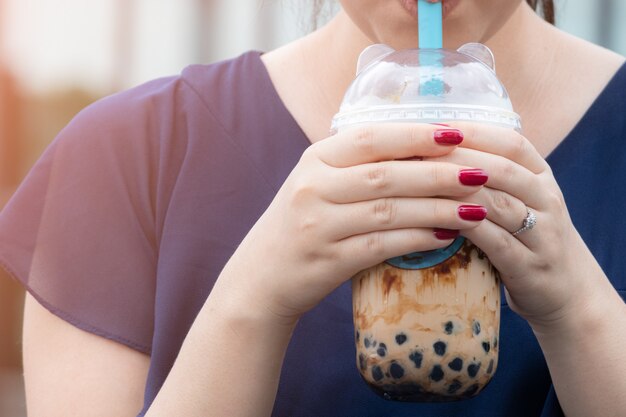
left=426, top=122, right=607, bottom=329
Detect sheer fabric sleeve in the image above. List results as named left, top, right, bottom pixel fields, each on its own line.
left=0, top=79, right=181, bottom=353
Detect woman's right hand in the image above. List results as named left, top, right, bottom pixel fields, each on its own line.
left=215, top=124, right=489, bottom=325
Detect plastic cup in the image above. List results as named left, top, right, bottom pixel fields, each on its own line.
left=332, top=43, right=521, bottom=401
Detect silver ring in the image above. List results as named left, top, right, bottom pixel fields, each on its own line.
left=512, top=208, right=537, bottom=236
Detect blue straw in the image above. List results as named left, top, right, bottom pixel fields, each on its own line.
left=418, top=0, right=443, bottom=49
left=417, top=2, right=444, bottom=101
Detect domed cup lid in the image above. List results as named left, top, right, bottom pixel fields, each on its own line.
left=331, top=43, right=521, bottom=133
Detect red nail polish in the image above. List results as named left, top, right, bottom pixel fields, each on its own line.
left=434, top=129, right=463, bottom=145
left=434, top=228, right=460, bottom=240
left=459, top=169, right=489, bottom=186
left=458, top=205, right=488, bottom=221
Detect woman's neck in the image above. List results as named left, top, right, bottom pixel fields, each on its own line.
left=263, top=3, right=622, bottom=151
left=480, top=2, right=560, bottom=117
left=285, top=3, right=552, bottom=138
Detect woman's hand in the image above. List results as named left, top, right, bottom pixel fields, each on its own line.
left=217, top=124, right=489, bottom=325
left=426, top=122, right=626, bottom=417
left=427, top=122, right=612, bottom=329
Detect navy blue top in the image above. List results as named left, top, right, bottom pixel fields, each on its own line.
left=0, top=51, right=624, bottom=417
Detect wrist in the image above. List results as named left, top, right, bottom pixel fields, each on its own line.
left=527, top=239, right=617, bottom=338
left=528, top=277, right=620, bottom=341
left=207, top=266, right=300, bottom=337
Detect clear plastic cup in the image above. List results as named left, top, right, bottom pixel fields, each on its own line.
left=332, top=43, right=521, bottom=402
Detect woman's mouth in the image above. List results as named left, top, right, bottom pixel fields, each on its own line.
left=399, top=0, right=461, bottom=20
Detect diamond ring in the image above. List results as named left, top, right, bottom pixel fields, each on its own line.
left=512, top=208, right=537, bottom=236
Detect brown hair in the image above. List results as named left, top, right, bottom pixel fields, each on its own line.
left=528, top=0, right=555, bottom=24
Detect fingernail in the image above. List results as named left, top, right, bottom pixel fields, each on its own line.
left=434, top=228, right=460, bottom=240
left=459, top=168, right=489, bottom=186
left=434, top=129, right=463, bottom=145
left=458, top=205, right=488, bottom=221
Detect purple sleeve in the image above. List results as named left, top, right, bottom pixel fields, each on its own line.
left=0, top=78, right=183, bottom=353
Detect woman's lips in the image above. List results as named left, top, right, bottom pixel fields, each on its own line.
left=400, top=0, right=461, bottom=19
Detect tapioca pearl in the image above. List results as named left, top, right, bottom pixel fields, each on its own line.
left=463, top=383, right=480, bottom=396
left=372, top=340, right=378, bottom=348
left=395, top=333, right=408, bottom=345
left=377, top=343, right=388, bottom=357
left=444, top=321, right=454, bottom=335
left=467, top=363, right=481, bottom=378
left=486, top=359, right=494, bottom=374
left=493, top=336, right=498, bottom=349
left=447, top=379, right=463, bottom=394
left=433, top=341, right=447, bottom=356
left=429, top=365, right=445, bottom=382
left=389, top=362, right=405, bottom=379
left=358, top=353, right=367, bottom=371
left=472, top=320, right=481, bottom=336
left=482, top=341, right=491, bottom=353
left=409, top=351, right=424, bottom=368
left=364, top=337, right=372, bottom=349
left=448, top=357, right=463, bottom=372
left=372, top=365, right=384, bottom=382
left=356, top=331, right=360, bottom=344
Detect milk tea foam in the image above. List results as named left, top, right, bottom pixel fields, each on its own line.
left=332, top=44, right=521, bottom=401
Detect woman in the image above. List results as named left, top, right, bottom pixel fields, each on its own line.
left=0, top=0, right=624, bottom=416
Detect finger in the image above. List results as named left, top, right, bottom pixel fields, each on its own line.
left=428, top=148, right=546, bottom=208
left=460, top=188, right=537, bottom=237
left=446, top=122, right=549, bottom=174
left=461, top=219, right=535, bottom=279
left=312, top=124, right=464, bottom=168
left=337, top=227, right=461, bottom=272
left=323, top=161, right=487, bottom=203
left=331, top=197, right=486, bottom=239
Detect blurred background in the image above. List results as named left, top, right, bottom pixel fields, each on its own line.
left=0, top=0, right=625, bottom=415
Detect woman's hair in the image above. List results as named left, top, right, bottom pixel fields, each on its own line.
left=311, top=0, right=555, bottom=25
left=527, top=0, right=555, bottom=24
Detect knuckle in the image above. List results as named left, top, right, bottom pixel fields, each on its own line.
left=290, top=176, right=318, bottom=205
left=546, top=189, right=567, bottom=212
left=428, top=163, right=443, bottom=188
left=500, top=161, right=517, bottom=183
left=540, top=162, right=554, bottom=176
left=297, top=215, right=320, bottom=234
left=490, top=191, right=515, bottom=216
left=431, top=199, right=449, bottom=224
left=408, top=125, right=424, bottom=150
left=494, top=229, right=514, bottom=253
left=365, top=164, right=390, bottom=191
left=373, top=198, right=398, bottom=225
left=364, top=232, right=386, bottom=257
left=509, top=132, right=529, bottom=159
left=531, top=250, right=553, bottom=273
left=405, top=228, right=422, bottom=242
left=352, top=127, right=376, bottom=156
left=301, top=142, right=321, bottom=163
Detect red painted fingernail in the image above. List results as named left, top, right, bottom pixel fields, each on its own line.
left=434, top=228, right=460, bottom=240
left=434, top=129, right=463, bottom=145
left=458, top=205, right=488, bottom=221
left=459, top=168, right=489, bottom=186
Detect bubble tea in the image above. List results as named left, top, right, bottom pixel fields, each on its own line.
left=331, top=43, right=521, bottom=401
